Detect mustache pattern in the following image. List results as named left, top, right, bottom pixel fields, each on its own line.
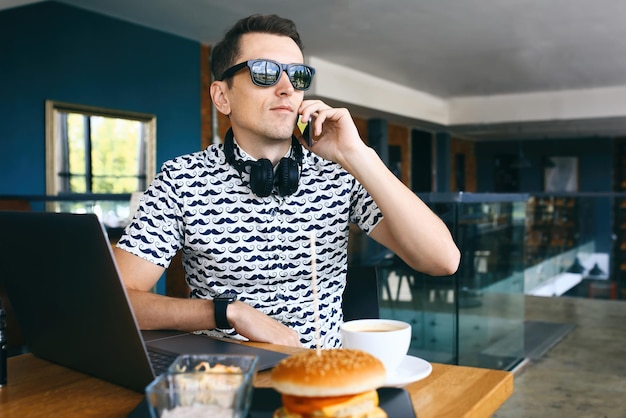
left=317, top=229, right=340, bottom=239
left=229, top=265, right=256, bottom=272
left=187, top=180, right=204, bottom=187
left=362, top=199, right=378, bottom=212
left=284, top=253, right=310, bottom=261
left=136, top=215, right=160, bottom=228
left=187, top=218, right=211, bottom=226
left=326, top=199, right=348, bottom=209
left=210, top=197, right=238, bottom=205
left=243, top=236, right=267, bottom=243
left=243, top=255, right=269, bottom=263
left=214, top=256, right=242, bottom=264
left=240, top=216, right=266, bottom=224
left=152, top=213, right=169, bottom=223
left=186, top=199, right=206, bottom=207
left=316, top=212, right=338, bottom=221
left=197, top=228, right=226, bottom=235
left=187, top=236, right=212, bottom=245
left=143, top=200, right=165, bottom=211
left=265, top=291, right=299, bottom=301
left=271, top=245, right=299, bottom=252
left=186, top=161, right=207, bottom=170
left=129, top=232, right=154, bottom=244
left=326, top=217, right=347, bottom=228
left=218, top=172, right=241, bottom=182
left=306, top=194, right=333, bottom=203
left=172, top=172, right=197, bottom=180
left=229, top=246, right=254, bottom=254
left=239, top=197, right=261, bottom=205
left=317, top=183, right=341, bottom=191
left=228, top=207, right=253, bottom=214
left=303, top=224, right=327, bottom=231
left=214, top=236, right=240, bottom=244
left=363, top=211, right=383, bottom=225
left=288, top=283, right=311, bottom=293
left=198, top=188, right=221, bottom=196
left=198, top=208, right=225, bottom=216
left=214, top=217, right=238, bottom=225
left=226, top=226, right=254, bottom=234
left=136, top=247, right=161, bottom=258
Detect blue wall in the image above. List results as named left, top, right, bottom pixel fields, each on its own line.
left=0, top=1, right=201, bottom=195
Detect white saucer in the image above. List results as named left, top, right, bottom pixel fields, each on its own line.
left=384, top=355, right=432, bottom=387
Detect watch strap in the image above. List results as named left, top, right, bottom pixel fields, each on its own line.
left=214, top=295, right=234, bottom=329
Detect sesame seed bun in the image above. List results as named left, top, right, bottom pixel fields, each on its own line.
left=271, top=349, right=386, bottom=397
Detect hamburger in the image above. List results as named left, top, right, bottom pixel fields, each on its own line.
left=271, top=349, right=387, bottom=417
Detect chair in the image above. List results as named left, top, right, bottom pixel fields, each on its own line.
left=165, top=251, right=190, bottom=298
left=343, top=265, right=380, bottom=321
left=0, top=199, right=31, bottom=211
left=0, top=199, right=31, bottom=355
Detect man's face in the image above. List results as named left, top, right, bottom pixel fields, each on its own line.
left=224, top=32, right=306, bottom=145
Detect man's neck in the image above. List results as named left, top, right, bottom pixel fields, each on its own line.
left=232, top=133, right=293, bottom=166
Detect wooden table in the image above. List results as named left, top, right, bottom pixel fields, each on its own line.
left=0, top=348, right=513, bottom=418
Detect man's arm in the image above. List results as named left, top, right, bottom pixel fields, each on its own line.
left=298, top=102, right=460, bottom=276
left=114, top=247, right=213, bottom=331
left=346, top=147, right=460, bottom=276
left=113, top=247, right=302, bottom=346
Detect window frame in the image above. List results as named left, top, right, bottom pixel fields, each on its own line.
left=45, top=100, right=157, bottom=206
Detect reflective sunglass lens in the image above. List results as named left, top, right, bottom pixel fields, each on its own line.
left=288, top=66, right=312, bottom=90
left=251, top=61, right=280, bottom=86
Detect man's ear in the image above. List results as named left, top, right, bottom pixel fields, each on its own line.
left=210, top=81, right=231, bottom=115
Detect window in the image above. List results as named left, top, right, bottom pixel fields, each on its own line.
left=45, top=100, right=156, bottom=226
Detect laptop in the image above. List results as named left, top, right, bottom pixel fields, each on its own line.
left=0, top=211, right=287, bottom=393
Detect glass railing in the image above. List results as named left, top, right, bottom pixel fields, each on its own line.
left=350, top=193, right=528, bottom=370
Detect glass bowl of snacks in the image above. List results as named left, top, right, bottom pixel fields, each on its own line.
left=145, top=354, right=259, bottom=418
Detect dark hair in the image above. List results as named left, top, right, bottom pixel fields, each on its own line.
left=210, top=14, right=304, bottom=83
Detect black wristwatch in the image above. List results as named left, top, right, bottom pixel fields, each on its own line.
left=214, top=290, right=237, bottom=329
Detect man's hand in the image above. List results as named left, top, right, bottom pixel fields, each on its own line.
left=228, top=301, right=302, bottom=347
left=297, top=100, right=366, bottom=167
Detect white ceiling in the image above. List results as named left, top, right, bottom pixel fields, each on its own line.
left=5, top=0, right=626, bottom=139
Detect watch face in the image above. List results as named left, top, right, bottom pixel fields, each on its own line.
left=220, top=290, right=238, bottom=301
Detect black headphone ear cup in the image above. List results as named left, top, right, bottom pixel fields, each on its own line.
left=249, top=159, right=274, bottom=197
left=277, top=157, right=300, bottom=196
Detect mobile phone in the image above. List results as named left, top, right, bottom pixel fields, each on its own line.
left=297, top=117, right=313, bottom=147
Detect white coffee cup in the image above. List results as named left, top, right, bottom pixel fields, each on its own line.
left=340, top=318, right=411, bottom=374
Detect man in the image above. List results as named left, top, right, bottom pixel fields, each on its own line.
left=114, top=14, right=459, bottom=348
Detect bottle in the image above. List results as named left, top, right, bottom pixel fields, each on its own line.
left=0, top=300, right=6, bottom=386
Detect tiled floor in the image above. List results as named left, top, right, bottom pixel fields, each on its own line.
left=493, top=295, right=626, bottom=418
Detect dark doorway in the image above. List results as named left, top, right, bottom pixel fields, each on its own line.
left=494, top=154, right=520, bottom=192
left=412, top=129, right=432, bottom=192
left=455, top=153, right=466, bottom=191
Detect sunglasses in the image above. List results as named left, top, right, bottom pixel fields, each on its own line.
left=219, top=59, right=316, bottom=91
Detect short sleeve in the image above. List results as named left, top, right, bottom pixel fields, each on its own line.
left=349, top=178, right=383, bottom=235
left=117, top=162, right=184, bottom=267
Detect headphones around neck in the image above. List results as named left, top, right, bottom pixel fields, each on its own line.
left=223, top=128, right=303, bottom=197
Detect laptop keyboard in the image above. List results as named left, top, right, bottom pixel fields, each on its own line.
left=147, top=348, right=178, bottom=375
